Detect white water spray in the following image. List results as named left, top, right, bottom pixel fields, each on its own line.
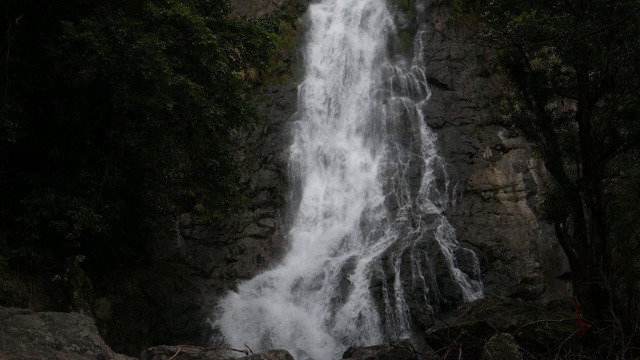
left=213, top=1, right=483, bottom=359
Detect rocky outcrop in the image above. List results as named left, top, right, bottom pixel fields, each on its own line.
left=0, top=306, right=134, bottom=360
left=141, top=346, right=294, bottom=360
left=425, top=297, right=578, bottom=359
left=97, top=0, right=571, bottom=355
left=420, top=0, right=570, bottom=302
left=98, top=0, right=574, bottom=356
left=342, top=340, right=429, bottom=360
left=0, top=2, right=577, bottom=360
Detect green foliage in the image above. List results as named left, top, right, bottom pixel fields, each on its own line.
left=0, top=0, right=296, bottom=290
left=258, top=0, right=308, bottom=82
left=393, top=0, right=415, bottom=24
left=398, top=31, right=412, bottom=54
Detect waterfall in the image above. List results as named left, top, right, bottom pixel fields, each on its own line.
left=213, top=0, right=483, bottom=359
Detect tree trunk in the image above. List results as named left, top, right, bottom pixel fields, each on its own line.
left=572, top=96, right=611, bottom=322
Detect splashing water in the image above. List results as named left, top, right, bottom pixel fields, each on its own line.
left=213, top=0, right=483, bottom=358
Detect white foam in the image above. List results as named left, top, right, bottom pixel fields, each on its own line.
left=213, top=1, right=483, bottom=358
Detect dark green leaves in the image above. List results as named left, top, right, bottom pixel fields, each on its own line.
left=0, top=0, right=290, bottom=275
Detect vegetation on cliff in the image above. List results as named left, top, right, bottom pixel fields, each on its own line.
left=456, top=0, right=640, bottom=355
left=0, top=0, right=305, bottom=309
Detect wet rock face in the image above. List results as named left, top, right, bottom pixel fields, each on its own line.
left=420, top=0, right=570, bottom=302
left=0, top=306, right=134, bottom=360
left=100, top=0, right=571, bottom=354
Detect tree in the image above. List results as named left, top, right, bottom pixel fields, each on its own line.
left=0, top=0, right=290, bottom=297
left=455, top=0, right=640, bottom=345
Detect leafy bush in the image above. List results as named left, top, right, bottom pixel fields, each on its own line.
left=0, top=0, right=298, bottom=295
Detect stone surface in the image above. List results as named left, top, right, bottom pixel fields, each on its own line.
left=99, top=0, right=572, bottom=355
left=142, top=346, right=294, bottom=360
left=103, top=0, right=576, bottom=355
left=342, top=340, right=431, bottom=360
left=101, top=0, right=568, bottom=354
left=420, top=0, right=570, bottom=302
left=425, top=297, right=577, bottom=359
left=0, top=306, right=134, bottom=360
left=0, top=1, right=578, bottom=359
left=481, top=333, right=523, bottom=360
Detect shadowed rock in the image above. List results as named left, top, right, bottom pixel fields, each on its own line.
left=141, top=346, right=293, bottom=360
left=0, top=306, right=134, bottom=360
left=481, top=333, right=523, bottom=360
left=342, top=339, right=433, bottom=360
left=425, top=297, right=577, bottom=359
left=420, top=0, right=570, bottom=303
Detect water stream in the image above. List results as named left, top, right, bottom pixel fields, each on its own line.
left=213, top=1, right=483, bottom=358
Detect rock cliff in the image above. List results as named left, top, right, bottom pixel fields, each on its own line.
left=419, top=0, right=570, bottom=303
left=98, top=0, right=571, bottom=354
left=0, top=1, right=573, bottom=358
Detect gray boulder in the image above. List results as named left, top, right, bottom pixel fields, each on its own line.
left=0, top=306, right=134, bottom=360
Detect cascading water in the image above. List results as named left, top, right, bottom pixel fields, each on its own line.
left=213, top=0, right=483, bottom=359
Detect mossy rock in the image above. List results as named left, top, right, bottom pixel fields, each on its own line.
left=393, top=0, right=416, bottom=25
